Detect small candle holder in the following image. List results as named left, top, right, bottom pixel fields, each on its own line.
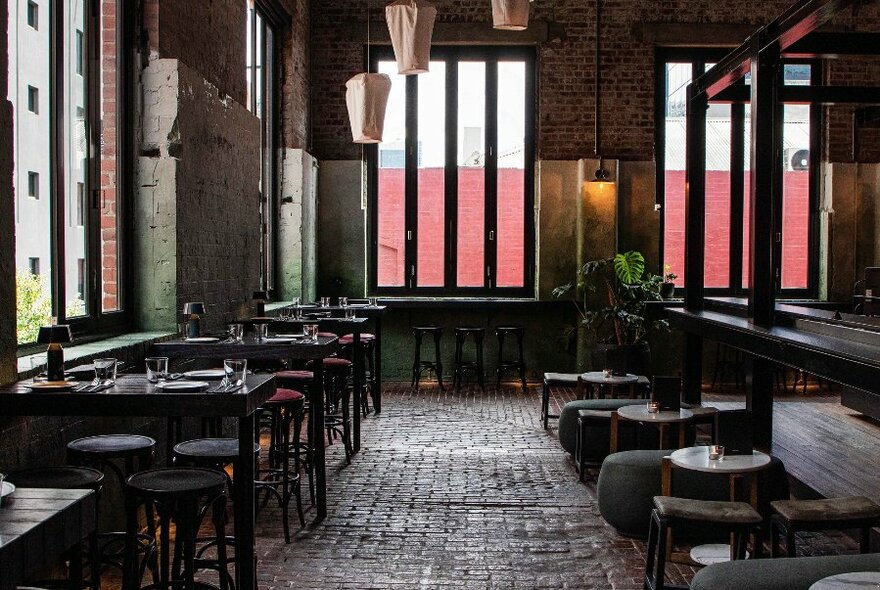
left=708, top=445, right=725, bottom=461
left=647, top=401, right=660, bottom=414
left=603, top=368, right=612, bottom=378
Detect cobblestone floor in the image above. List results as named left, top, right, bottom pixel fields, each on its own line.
left=255, top=382, right=692, bottom=589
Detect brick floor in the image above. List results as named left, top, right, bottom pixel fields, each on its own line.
left=255, top=382, right=692, bottom=589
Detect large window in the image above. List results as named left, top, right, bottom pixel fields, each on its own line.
left=9, top=0, right=128, bottom=345
left=656, top=50, right=819, bottom=296
left=369, top=46, right=536, bottom=295
left=246, top=0, right=283, bottom=295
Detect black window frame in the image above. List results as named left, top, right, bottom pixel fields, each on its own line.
left=367, top=45, right=537, bottom=297
left=15, top=0, right=134, bottom=350
left=247, top=0, right=288, bottom=298
left=655, top=48, right=821, bottom=299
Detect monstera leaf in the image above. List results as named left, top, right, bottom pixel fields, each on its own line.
left=613, top=251, right=645, bottom=285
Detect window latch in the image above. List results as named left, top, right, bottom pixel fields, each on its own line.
left=487, top=265, right=492, bottom=278
left=489, top=230, right=495, bottom=241
left=775, top=232, right=782, bottom=243
left=411, top=265, right=415, bottom=277
left=407, top=230, right=413, bottom=241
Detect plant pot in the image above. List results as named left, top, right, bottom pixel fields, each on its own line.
left=660, top=282, right=676, bottom=299
left=592, top=341, right=652, bottom=378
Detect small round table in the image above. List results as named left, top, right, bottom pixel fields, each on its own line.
left=810, top=572, right=880, bottom=590
left=610, top=405, right=694, bottom=453
left=579, top=371, right=640, bottom=399
left=664, top=446, right=772, bottom=565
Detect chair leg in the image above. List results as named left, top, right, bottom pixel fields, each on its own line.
left=213, top=496, right=229, bottom=590
left=496, top=334, right=504, bottom=390
left=434, top=332, right=444, bottom=390
left=861, top=526, right=872, bottom=554
left=644, top=511, right=659, bottom=590
left=518, top=334, right=527, bottom=392
left=654, top=518, right=669, bottom=590
left=770, top=519, right=781, bottom=558
left=476, top=335, right=485, bottom=392
left=786, top=528, right=797, bottom=558
left=542, top=382, right=550, bottom=430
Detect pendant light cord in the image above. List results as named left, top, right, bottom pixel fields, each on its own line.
left=594, top=0, right=601, bottom=161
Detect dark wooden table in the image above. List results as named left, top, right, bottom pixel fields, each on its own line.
left=0, top=373, right=280, bottom=590
left=253, top=317, right=369, bottom=451
left=151, top=336, right=339, bottom=516
left=281, top=304, right=388, bottom=412
left=0, top=488, right=97, bottom=590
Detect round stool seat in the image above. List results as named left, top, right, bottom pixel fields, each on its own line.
left=173, top=438, right=260, bottom=463
left=68, top=434, right=157, bottom=458
left=339, top=333, right=376, bottom=345
left=495, top=325, right=524, bottom=333
left=7, top=466, right=105, bottom=490
left=455, top=326, right=485, bottom=334
left=266, top=388, right=304, bottom=404
left=127, top=467, right=227, bottom=497
left=309, top=357, right=352, bottom=370
left=412, top=325, right=442, bottom=333
left=317, top=332, right=337, bottom=339
left=276, top=370, right=313, bottom=382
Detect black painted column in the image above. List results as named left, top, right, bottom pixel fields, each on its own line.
left=682, top=85, right=708, bottom=405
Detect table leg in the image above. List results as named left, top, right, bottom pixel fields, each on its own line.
left=353, top=326, right=362, bottom=453
left=678, top=422, right=687, bottom=449
left=311, top=362, right=327, bottom=519
left=610, top=412, right=620, bottom=454
left=658, top=424, right=668, bottom=450
left=235, top=413, right=257, bottom=590
left=373, top=316, right=382, bottom=413
left=661, top=457, right=674, bottom=560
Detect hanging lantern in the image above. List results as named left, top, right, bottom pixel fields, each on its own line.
left=345, top=73, right=392, bottom=143
left=385, top=0, right=436, bottom=75
left=492, top=0, right=529, bottom=30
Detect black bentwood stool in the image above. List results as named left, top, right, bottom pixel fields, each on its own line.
left=411, top=326, right=444, bottom=390
left=309, top=357, right=354, bottom=463
left=6, top=467, right=105, bottom=590
left=122, top=468, right=229, bottom=590
left=275, top=370, right=316, bottom=505
left=340, top=332, right=377, bottom=415
left=452, top=327, right=486, bottom=392
left=495, top=326, right=527, bottom=392
left=66, top=434, right=159, bottom=582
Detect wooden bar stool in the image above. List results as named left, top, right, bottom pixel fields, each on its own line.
left=122, top=467, right=229, bottom=590
left=495, top=326, right=527, bottom=392
left=770, top=496, right=880, bottom=557
left=411, top=326, right=444, bottom=390
left=453, top=327, right=485, bottom=392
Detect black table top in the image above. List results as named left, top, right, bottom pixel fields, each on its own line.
left=152, top=335, right=338, bottom=361
left=0, top=488, right=96, bottom=590
left=0, top=373, right=277, bottom=418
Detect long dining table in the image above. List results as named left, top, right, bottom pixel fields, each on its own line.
left=0, top=372, right=283, bottom=590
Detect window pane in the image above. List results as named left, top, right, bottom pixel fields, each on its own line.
left=64, top=0, right=89, bottom=317
left=782, top=101, right=811, bottom=289
left=377, top=60, right=406, bottom=287
left=496, top=61, right=526, bottom=288
left=457, top=61, right=485, bottom=288
left=662, top=63, right=690, bottom=287
left=416, top=61, right=445, bottom=287
left=743, top=104, right=751, bottom=289
left=11, top=0, right=53, bottom=342
left=99, top=0, right=120, bottom=311
left=705, top=101, right=731, bottom=289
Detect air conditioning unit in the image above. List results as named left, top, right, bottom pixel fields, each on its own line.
left=784, top=148, right=810, bottom=171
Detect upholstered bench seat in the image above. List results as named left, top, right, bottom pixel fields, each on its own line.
left=690, top=553, right=880, bottom=590
left=772, top=496, right=880, bottom=523
left=654, top=496, right=762, bottom=525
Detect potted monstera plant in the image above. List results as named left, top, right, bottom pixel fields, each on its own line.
left=553, top=250, right=669, bottom=373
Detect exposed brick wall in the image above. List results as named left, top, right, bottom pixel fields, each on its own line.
left=282, top=0, right=310, bottom=149
left=310, top=0, right=880, bottom=163
left=826, top=57, right=880, bottom=163
left=153, top=0, right=249, bottom=105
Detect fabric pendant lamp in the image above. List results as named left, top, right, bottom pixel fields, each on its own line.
left=345, top=73, right=393, bottom=143
left=385, top=0, right=436, bottom=75
left=492, top=0, right=529, bottom=30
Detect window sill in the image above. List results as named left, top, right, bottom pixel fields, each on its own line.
left=17, top=330, right=175, bottom=379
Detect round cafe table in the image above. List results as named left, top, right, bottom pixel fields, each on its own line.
left=609, top=405, right=694, bottom=453
left=810, top=572, right=880, bottom=590
left=579, top=371, right=640, bottom=399
left=663, top=445, right=772, bottom=565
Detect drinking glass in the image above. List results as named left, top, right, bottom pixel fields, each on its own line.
left=368, top=297, right=378, bottom=307
left=223, top=359, right=248, bottom=387
left=145, top=357, right=169, bottom=383
left=30, top=355, right=48, bottom=382
left=304, top=324, right=319, bottom=343
left=647, top=401, right=660, bottom=414
left=319, top=297, right=330, bottom=308
left=338, top=297, right=348, bottom=308
left=709, top=445, right=725, bottom=461
left=0, top=472, right=5, bottom=507
left=228, top=323, right=244, bottom=342
left=255, top=323, right=268, bottom=342
left=94, top=358, right=118, bottom=384
left=345, top=307, right=356, bottom=319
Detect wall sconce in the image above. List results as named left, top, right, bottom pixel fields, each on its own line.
left=37, top=325, right=72, bottom=382
left=183, top=302, right=205, bottom=339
